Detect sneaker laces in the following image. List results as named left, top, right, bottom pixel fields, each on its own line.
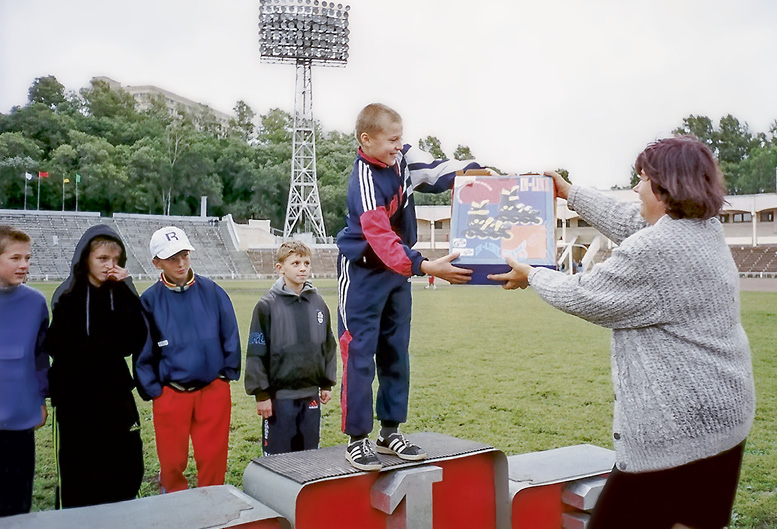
left=353, top=438, right=377, bottom=457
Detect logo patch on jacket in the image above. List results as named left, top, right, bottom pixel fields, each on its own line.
left=317, top=310, right=324, bottom=324
left=309, top=399, right=319, bottom=409
left=248, top=332, right=265, bottom=345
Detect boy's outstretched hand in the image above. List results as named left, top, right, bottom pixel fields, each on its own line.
left=420, top=253, right=472, bottom=285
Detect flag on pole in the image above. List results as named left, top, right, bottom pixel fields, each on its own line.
left=39, top=171, right=49, bottom=178
left=25, top=172, right=33, bottom=181
left=63, top=178, right=70, bottom=184
left=75, top=174, right=81, bottom=184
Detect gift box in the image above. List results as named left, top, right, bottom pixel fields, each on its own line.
left=450, top=173, right=557, bottom=284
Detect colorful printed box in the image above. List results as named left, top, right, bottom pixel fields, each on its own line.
left=450, top=173, right=557, bottom=284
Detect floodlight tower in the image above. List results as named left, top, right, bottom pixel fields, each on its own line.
left=258, top=0, right=350, bottom=243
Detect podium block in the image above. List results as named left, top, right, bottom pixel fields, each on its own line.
left=243, top=432, right=510, bottom=529
left=3, top=485, right=289, bottom=529
left=508, top=444, right=614, bottom=529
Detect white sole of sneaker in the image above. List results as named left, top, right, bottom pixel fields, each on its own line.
left=375, top=445, right=427, bottom=461
left=345, top=452, right=382, bottom=471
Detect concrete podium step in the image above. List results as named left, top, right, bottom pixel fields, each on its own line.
left=242, top=432, right=510, bottom=529
left=2, top=485, right=289, bottom=529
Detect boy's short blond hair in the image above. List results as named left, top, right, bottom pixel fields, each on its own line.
left=0, top=225, right=31, bottom=255
left=89, top=236, right=122, bottom=255
left=275, top=241, right=312, bottom=264
left=355, top=103, right=402, bottom=145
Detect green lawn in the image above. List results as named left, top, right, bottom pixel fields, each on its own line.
left=27, top=279, right=777, bottom=528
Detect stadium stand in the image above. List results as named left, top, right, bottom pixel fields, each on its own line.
left=730, top=245, right=777, bottom=277
left=3, top=208, right=776, bottom=281
left=112, top=214, right=256, bottom=279
left=246, top=247, right=338, bottom=278
left=0, top=210, right=103, bottom=280
left=1, top=210, right=259, bottom=280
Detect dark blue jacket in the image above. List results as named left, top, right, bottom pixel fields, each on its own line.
left=245, top=278, right=337, bottom=401
left=0, top=285, right=49, bottom=430
left=336, top=144, right=480, bottom=276
left=136, top=274, right=241, bottom=400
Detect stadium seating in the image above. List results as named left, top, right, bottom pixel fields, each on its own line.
left=730, top=245, right=777, bottom=276
left=4, top=209, right=776, bottom=281
left=246, top=247, right=338, bottom=278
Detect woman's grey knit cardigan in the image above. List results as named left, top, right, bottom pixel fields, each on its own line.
left=528, top=186, right=755, bottom=473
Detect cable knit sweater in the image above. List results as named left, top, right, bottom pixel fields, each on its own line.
left=528, top=186, right=756, bottom=473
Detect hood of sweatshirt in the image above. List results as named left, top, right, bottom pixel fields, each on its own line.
left=51, top=224, right=137, bottom=308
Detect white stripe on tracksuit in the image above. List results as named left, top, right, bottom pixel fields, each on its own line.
left=358, top=161, right=376, bottom=212
left=338, top=254, right=351, bottom=330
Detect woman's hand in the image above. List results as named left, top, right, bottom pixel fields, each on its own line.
left=545, top=171, right=572, bottom=200
left=487, top=257, right=533, bottom=290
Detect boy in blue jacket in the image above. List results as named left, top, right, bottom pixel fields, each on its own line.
left=135, top=226, right=240, bottom=493
left=0, top=226, right=49, bottom=517
left=337, top=103, right=483, bottom=471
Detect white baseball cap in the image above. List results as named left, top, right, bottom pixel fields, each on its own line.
left=150, top=226, right=195, bottom=259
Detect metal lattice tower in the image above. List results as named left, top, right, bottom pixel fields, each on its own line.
left=285, top=61, right=326, bottom=241
left=258, top=0, right=350, bottom=243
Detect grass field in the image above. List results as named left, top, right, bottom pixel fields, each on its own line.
left=26, top=279, right=777, bottom=528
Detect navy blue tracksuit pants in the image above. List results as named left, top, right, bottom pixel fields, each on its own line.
left=262, top=396, right=321, bottom=455
left=337, top=254, right=412, bottom=438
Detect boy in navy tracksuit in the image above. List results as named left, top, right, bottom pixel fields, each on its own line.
left=135, top=226, right=241, bottom=493
left=0, top=226, right=48, bottom=517
left=245, top=241, right=337, bottom=455
left=337, top=103, right=482, bottom=471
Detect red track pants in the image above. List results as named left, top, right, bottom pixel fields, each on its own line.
left=152, top=379, right=231, bottom=493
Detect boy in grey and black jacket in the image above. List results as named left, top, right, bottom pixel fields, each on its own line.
left=245, top=241, right=337, bottom=455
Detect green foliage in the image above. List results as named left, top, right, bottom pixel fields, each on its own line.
left=453, top=144, right=473, bottom=161
left=25, top=280, right=777, bottom=528
left=418, top=135, right=446, bottom=159
left=27, top=76, right=67, bottom=110
left=672, top=114, right=777, bottom=194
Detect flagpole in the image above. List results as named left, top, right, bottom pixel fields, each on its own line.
left=62, top=177, right=66, bottom=211
left=37, top=174, right=41, bottom=210
left=24, top=174, right=28, bottom=210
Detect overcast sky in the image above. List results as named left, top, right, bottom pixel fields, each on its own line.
left=2, top=0, right=777, bottom=188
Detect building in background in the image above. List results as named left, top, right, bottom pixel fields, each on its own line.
left=93, top=76, right=233, bottom=132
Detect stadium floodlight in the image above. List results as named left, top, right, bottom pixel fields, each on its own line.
left=259, top=0, right=350, bottom=243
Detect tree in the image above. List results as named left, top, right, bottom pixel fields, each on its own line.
left=230, top=100, right=256, bottom=142
left=0, top=132, right=43, bottom=209
left=453, top=144, right=474, bottom=161
left=28, top=75, right=66, bottom=110
left=673, top=115, right=716, bottom=152
left=730, top=146, right=777, bottom=194
left=418, top=136, right=446, bottom=159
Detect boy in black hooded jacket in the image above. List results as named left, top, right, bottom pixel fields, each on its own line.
left=45, top=225, right=148, bottom=508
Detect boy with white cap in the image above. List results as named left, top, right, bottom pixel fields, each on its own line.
left=135, top=226, right=241, bottom=493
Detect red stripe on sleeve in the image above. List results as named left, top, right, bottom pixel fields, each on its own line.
left=360, top=208, right=414, bottom=277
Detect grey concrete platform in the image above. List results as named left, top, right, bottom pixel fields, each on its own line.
left=1, top=485, right=289, bottom=529
left=508, top=444, right=615, bottom=494
left=249, top=431, right=496, bottom=484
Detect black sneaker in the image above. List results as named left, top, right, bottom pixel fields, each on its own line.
left=376, top=432, right=427, bottom=461
left=346, top=438, right=382, bottom=471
